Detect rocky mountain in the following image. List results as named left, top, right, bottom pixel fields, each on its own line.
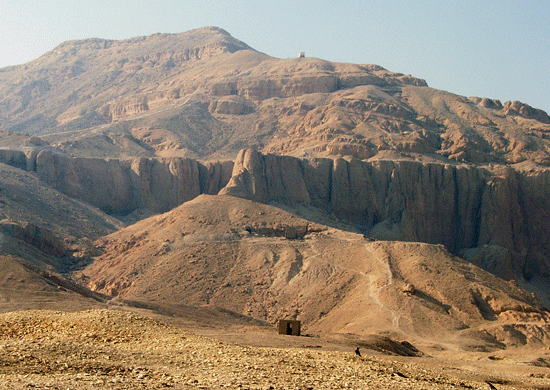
left=1, top=27, right=548, bottom=164
left=1, top=27, right=550, bottom=358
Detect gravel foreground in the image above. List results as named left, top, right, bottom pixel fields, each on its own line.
left=0, top=309, right=545, bottom=389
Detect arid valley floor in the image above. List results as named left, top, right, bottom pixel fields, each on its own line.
left=1, top=309, right=550, bottom=389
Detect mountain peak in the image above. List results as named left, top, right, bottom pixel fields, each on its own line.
left=41, top=26, right=252, bottom=60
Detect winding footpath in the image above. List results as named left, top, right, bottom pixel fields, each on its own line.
left=364, top=243, right=402, bottom=330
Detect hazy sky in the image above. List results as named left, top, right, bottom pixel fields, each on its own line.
left=1, top=0, right=549, bottom=112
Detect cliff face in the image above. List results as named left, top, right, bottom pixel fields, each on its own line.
left=220, top=149, right=550, bottom=281
left=208, top=59, right=427, bottom=101
left=0, top=149, right=233, bottom=215
left=2, top=147, right=549, bottom=282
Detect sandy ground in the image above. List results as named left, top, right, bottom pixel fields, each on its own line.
left=0, top=309, right=548, bottom=389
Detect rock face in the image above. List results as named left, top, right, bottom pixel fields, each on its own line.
left=0, top=149, right=233, bottom=215
left=221, top=149, right=550, bottom=282
left=0, top=220, right=66, bottom=256
left=208, top=59, right=427, bottom=101
left=99, top=96, right=150, bottom=122
left=502, top=100, right=550, bottom=124
left=208, top=96, right=255, bottom=115
left=469, top=97, right=550, bottom=124
left=2, top=146, right=549, bottom=284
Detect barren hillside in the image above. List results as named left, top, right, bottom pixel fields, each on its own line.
left=3, top=309, right=548, bottom=389
left=1, top=27, right=550, bottom=387
left=78, top=195, right=550, bottom=352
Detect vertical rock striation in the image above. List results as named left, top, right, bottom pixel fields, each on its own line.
left=1, top=147, right=549, bottom=282
left=0, top=149, right=233, bottom=215
left=220, top=149, right=550, bottom=281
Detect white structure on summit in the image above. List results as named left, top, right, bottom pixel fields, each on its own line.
left=298, top=52, right=305, bottom=58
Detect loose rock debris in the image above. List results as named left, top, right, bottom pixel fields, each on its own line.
left=0, top=309, right=541, bottom=389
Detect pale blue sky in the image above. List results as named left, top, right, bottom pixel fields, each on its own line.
left=1, top=0, right=549, bottom=112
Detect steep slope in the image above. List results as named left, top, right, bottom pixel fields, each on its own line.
left=0, top=163, right=123, bottom=244
left=79, top=194, right=550, bottom=351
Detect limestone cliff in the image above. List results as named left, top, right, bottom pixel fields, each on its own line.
left=2, top=146, right=549, bottom=284
left=220, top=149, right=550, bottom=282
left=0, top=149, right=233, bottom=215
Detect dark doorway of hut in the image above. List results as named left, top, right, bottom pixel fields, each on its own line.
left=278, top=320, right=301, bottom=336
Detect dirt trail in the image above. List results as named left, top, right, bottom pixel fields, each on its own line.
left=305, top=237, right=403, bottom=334
left=364, top=244, right=402, bottom=331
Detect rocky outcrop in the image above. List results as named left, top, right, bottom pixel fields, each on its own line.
left=98, top=96, right=149, bottom=121
left=208, top=96, right=255, bottom=115
left=469, top=96, right=504, bottom=110
left=0, top=219, right=66, bottom=256
left=0, top=149, right=29, bottom=171
left=210, top=71, right=427, bottom=101
left=470, top=97, right=550, bottom=124
left=220, top=149, right=550, bottom=282
left=502, top=100, right=550, bottom=124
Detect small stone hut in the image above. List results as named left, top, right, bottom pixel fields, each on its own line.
left=278, top=319, right=301, bottom=336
